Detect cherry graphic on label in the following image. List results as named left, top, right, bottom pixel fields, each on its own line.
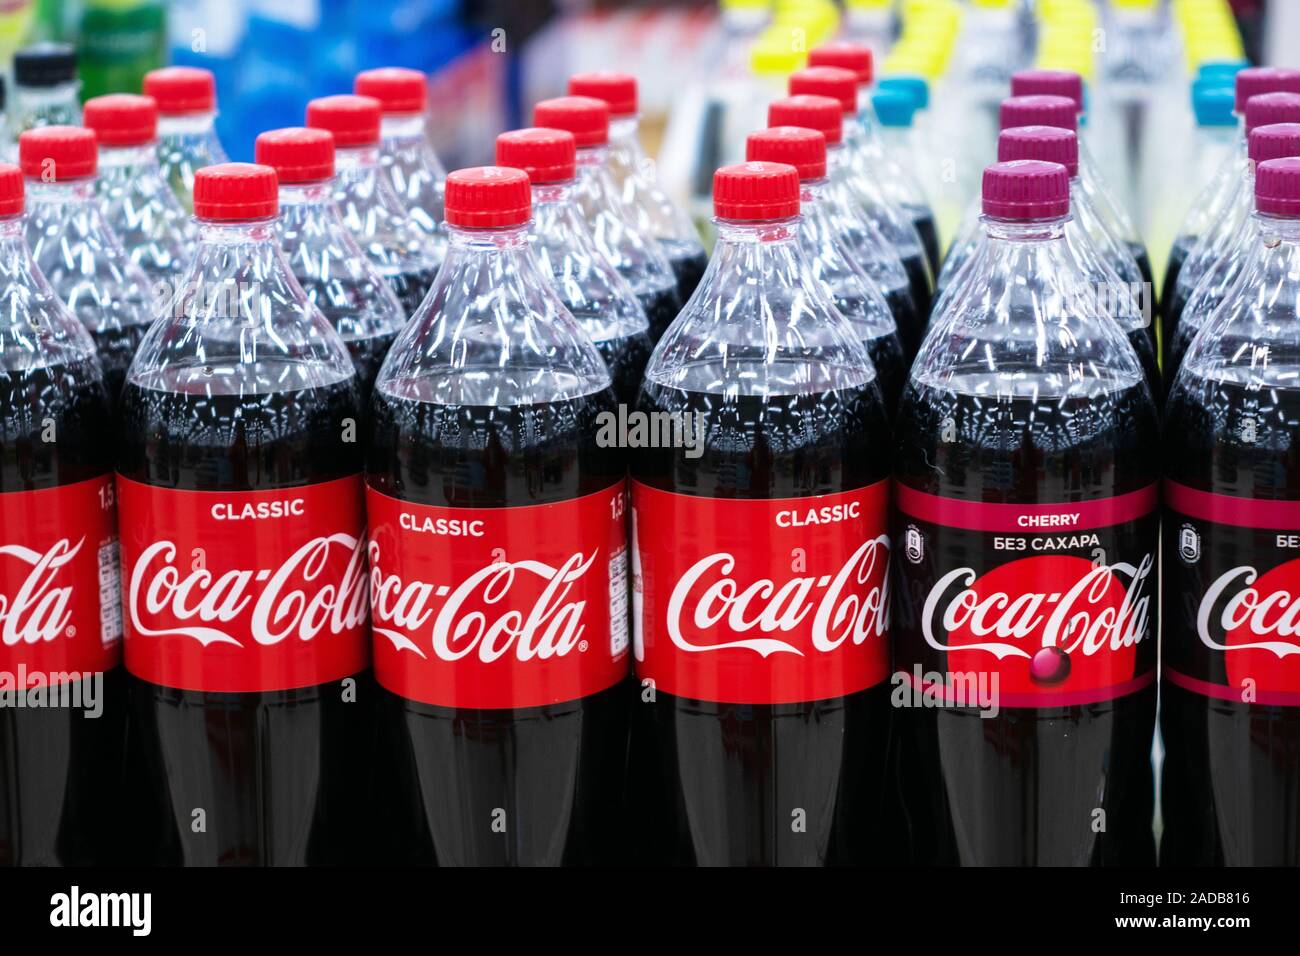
left=1029, top=645, right=1070, bottom=684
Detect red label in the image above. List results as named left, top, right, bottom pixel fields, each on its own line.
left=631, top=481, right=891, bottom=705
left=117, top=475, right=369, bottom=692
left=895, top=487, right=1158, bottom=707
left=367, top=483, right=630, bottom=709
left=0, top=476, right=120, bottom=682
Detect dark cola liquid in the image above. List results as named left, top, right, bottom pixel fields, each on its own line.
left=630, top=377, right=892, bottom=866
left=1161, top=235, right=1193, bottom=362
left=1162, top=377, right=1300, bottom=865
left=592, top=329, right=654, bottom=407
left=664, top=245, right=708, bottom=307
left=367, top=385, right=629, bottom=865
left=910, top=209, right=941, bottom=280
left=90, top=323, right=151, bottom=412
left=0, top=363, right=123, bottom=865
left=638, top=284, right=683, bottom=344
left=117, top=373, right=368, bottom=865
left=901, top=253, right=934, bottom=330
left=295, top=277, right=399, bottom=397
left=1128, top=240, right=1155, bottom=307
left=1129, top=327, right=1162, bottom=403
left=885, top=284, right=925, bottom=363
left=386, top=266, right=440, bottom=318
left=892, top=380, right=1159, bottom=866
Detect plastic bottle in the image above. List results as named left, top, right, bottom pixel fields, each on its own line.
left=143, top=66, right=230, bottom=211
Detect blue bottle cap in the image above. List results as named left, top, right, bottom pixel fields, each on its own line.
left=878, top=74, right=929, bottom=110
left=1192, top=79, right=1237, bottom=127
left=872, top=88, right=918, bottom=127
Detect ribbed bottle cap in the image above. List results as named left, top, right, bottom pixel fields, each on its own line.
left=305, top=94, right=382, bottom=148
left=767, top=94, right=843, bottom=145
left=533, top=96, right=610, bottom=148
left=143, top=66, right=216, bottom=114
left=713, top=161, right=800, bottom=220
left=999, top=94, right=1078, bottom=132
left=18, top=126, right=97, bottom=180
left=444, top=166, right=531, bottom=228
left=808, top=43, right=873, bottom=85
left=495, top=128, right=577, bottom=184
left=14, top=43, right=76, bottom=88
left=878, top=75, right=929, bottom=109
left=567, top=72, right=637, bottom=117
left=1192, top=80, right=1237, bottom=127
left=83, top=93, right=158, bottom=147
left=1248, top=123, right=1300, bottom=164
left=982, top=159, right=1070, bottom=220
left=1235, top=67, right=1300, bottom=114
left=789, top=66, right=859, bottom=114
left=1245, top=92, right=1300, bottom=134
left=1256, top=156, right=1300, bottom=216
left=1010, top=69, right=1084, bottom=113
left=354, top=67, right=427, bottom=114
left=255, top=127, right=335, bottom=184
left=746, top=127, right=827, bottom=180
left=193, top=163, right=278, bottom=221
left=997, top=125, right=1079, bottom=178
left=872, top=88, right=918, bottom=127
left=0, top=165, right=24, bottom=217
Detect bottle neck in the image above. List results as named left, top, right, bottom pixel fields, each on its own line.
left=982, top=215, right=1069, bottom=244
left=27, top=176, right=97, bottom=207
left=98, top=143, right=161, bottom=173
left=1252, top=211, right=1300, bottom=244
left=158, top=111, right=218, bottom=138
left=336, top=144, right=382, bottom=176
left=278, top=180, right=338, bottom=210
left=608, top=116, right=643, bottom=153
left=711, top=217, right=802, bottom=256
left=379, top=113, right=426, bottom=143
left=15, top=82, right=79, bottom=109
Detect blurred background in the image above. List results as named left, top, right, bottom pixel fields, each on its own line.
left=0, top=0, right=1296, bottom=276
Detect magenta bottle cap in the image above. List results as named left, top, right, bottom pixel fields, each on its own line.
left=1010, top=69, right=1084, bottom=114
left=1245, top=92, right=1300, bottom=134
left=997, top=125, right=1079, bottom=179
left=982, top=160, right=1070, bottom=220
left=1248, top=123, right=1300, bottom=164
left=1256, top=157, right=1300, bottom=215
left=1235, top=66, right=1300, bottom=114
left=999, top=95, right=1077, bottom=133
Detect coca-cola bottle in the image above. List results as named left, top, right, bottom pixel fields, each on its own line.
left=566, top=72, right=708, bottom=305
left=366, top=166, right=630, bottom=866
left=788, top=65, right=935, bottom=320
left=19, top=126, right=154, bottom=409
left=533, top=95, right=683, bottom=342
left=892, top=160, right=1159, bottom=866
left=0, top=163, right=124, bottom=866
left=1166, top=121, right=1300, bottom=384
left=745, top=125, right=906, bottom=410
left=630, top=161, right=892, bottom=866
left=767, top=93, right=924, bottom=360
left=83, top=93, right=194, bottom=287
left=495, top=126, right=653, bottom=405
left=354, top=67, right=448, bottom=263
left=143, top=66, right=229, bottom=211
left=255, top=126, right=406, bottom=396
left=305, top=94, right=442, bottom=318
left=1162, top=156, right=1300, bottom=866
left=117, top=163, right=370, bottom=866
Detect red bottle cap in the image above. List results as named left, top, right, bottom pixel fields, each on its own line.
left=255, top=127, right=335, bottom=184
left=495, top=128, right=577, bottom=185
left=83, top=93, right=158, bottom=147
left=1010, top=69, right=1084, bottom=114
left=1248, top=123, right=1300, bottom=164
left=1235, top=67, right=1300, bottom=114
left=767, top=94, right=843, bottom=145
left=808, top=43, right=873, bottom=86
left=997, top=125, right=1079, bottom=179
left=999, top=94, right=1078, bottom=132
left=0, top=164, right=24, bottom=217
left=1256, top=156, right=1300, bottom=216
left=788, top=66, right=858, bottom=115
left=305, top=94, right=382, bottom=148
left=533, top=96, right=609, bottom=148
left=1244, top=92, right=1300, bottom=134
left=713, top=161, right=800, bottom=221
left=746, top=127, right=827, bottom=181
left=143, top=66, right=216, bottom=115
left=444, top=166, right=531, bottom=228
left=982, top=159, right=1070, bottom=220
left=567, top=72, right=637, bottom=117
left=354, top=67, right=427, bottom=115
left=192, top=163, right=279, bottom=221
left=19, top=126, right=97, bottom=180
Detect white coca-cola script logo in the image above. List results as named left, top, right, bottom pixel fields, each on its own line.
left=0, top=539, right=84, bottom=647
left=922, top=554, right=1154, bottom=659
left=1197, top=566, right=1300, bottom=658
left=659, top=535, right=890, bottom=658
left=368, top=543, right=599, bottom=663
left=128, top=534, right=367, bottom=646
